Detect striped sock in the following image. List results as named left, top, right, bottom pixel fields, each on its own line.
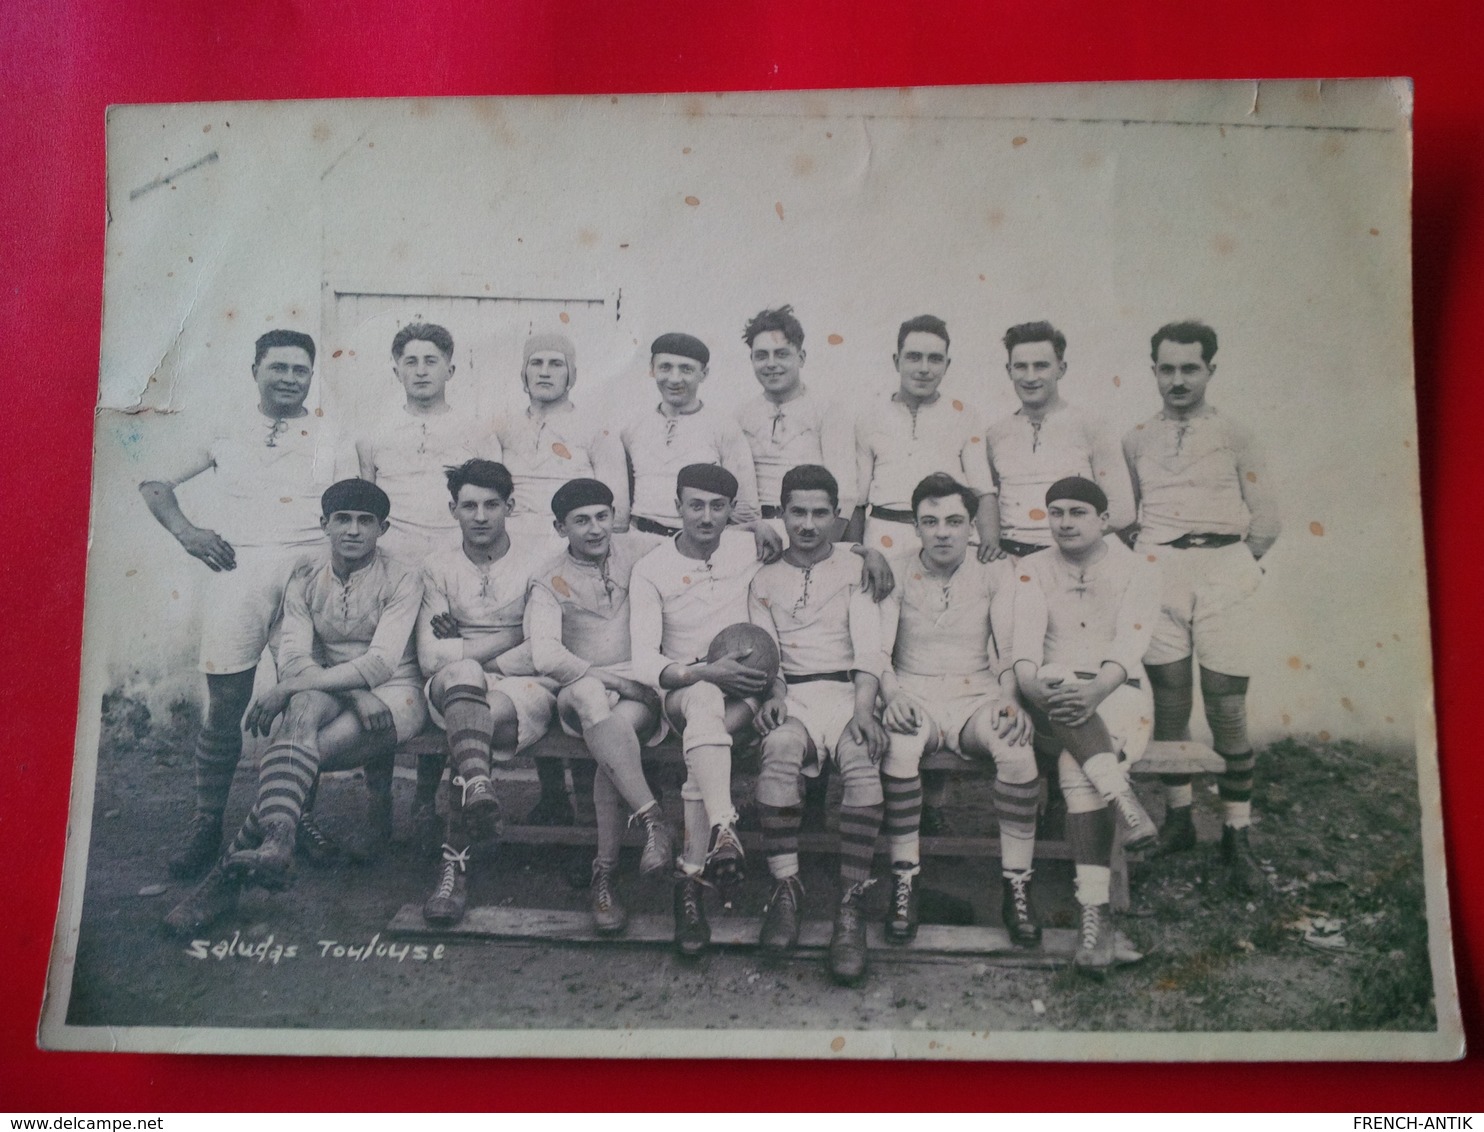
left=192, top=726, right=242, bottom=815
left=881, top=774, right=922, bottom=867
left=760, top=803, right=802, bottom=880
left=441, top=683, right=494, bottom=783
left=1217, top=749, right=1256, bottom=807
left=225, top=809, right=263, bottom=855
left=256, top=741, right=320, bottom=825
left=838, top=802, right=884, bottom=887
left=993, top=776, right=1040, bottom=875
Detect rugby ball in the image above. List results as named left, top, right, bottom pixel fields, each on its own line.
left=705, top=622, right=781, bottom=683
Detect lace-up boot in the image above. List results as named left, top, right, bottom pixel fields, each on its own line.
left=590, top=860, right=628, bottom=935
left=1073, top=902, right=1115, bottom=975
left=759, top=875, right=805, bottom=954
left=422, top=844, right=470, bottom=927
left=884, top=865, right=920, bottom=945
left=673, top=873, right=711, bottom=957
left=829, top=880, right=874, bottom=985
left=1000, top=869, right=1041, bottom=948
left=168, top=810, right=224, bottom=880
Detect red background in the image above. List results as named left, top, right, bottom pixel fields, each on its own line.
left=3, top=0, right=1481, bottom=1110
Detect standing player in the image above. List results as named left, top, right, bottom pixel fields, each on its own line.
left=141, top=329, right=339, bottom=880
left=628, top=464, right=891, bottom=955
left=852, top=315, right=998, bottom=832
left=620, top=333, right=761, bottom=536
left=747, top=466, right=888, bottom=985
left=1123, top=321, right=1281, bottom=891
left=163, top=479, right=427, bottom=934
left=984, top=321, right=1135, bottom=557
left=497, top=332, right=630, bottom=545
left=357, top=322, right=497, bottom=561
left=735, top=306, right=856, bottom=538
left=525, top=478, right=673, bottom=934
left=875, top=473, right=1041, bottom=948
left=497, top=332, right=630, bottom=825
left=357, top=322, right=500, bottom=850
left=1010, top=476, right=1160, bottom=974
left=852, top=315, right=996, bottom=557
left=416, top=459, right=559, bottom=927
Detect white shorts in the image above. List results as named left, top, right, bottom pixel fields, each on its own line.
left=894, top=669, right=1009, bottom=755
left=785, top=679, right=859, bottom=768
left=425, top=671, right=558, bottom=754
left=1142, top=540, right=1262, bottom=677
left=366, top=678, right=432, bottom=744
left=556, top=663, right=671, bottom=747
left=198, top=545, right=319, bottom=676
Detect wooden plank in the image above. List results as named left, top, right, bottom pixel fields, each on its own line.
left=1130, top=740, right=1226, bottom=777
left=386, top=906, right=1143, bottom=965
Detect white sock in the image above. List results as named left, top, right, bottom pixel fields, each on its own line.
left=1223, top=799, right=1252, bottom=829
left=769, top=853, right=800, bottom=880
left=1074, top=864, right=1111, bottom=907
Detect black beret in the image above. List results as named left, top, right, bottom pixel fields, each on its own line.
left=551, top=477, right=614, bottom=521
left=676, top=463, right=738, bottom=501
left=650, top=332, right=710, bottom=366
left=322, top=478, right=391, bottom=521
left=1045, top=475, right=1108, bottom=514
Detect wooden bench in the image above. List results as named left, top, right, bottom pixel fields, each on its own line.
left=390, top=726, right=1221, bottom=916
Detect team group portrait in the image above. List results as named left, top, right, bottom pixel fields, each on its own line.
left=47, top=88, right=1453, bottom=1058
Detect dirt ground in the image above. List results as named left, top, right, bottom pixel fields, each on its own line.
left=61, top=692, right=1438, bottom=1036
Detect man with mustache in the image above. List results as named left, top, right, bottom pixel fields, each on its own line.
left=1123, top=321, right=1282, bottom=892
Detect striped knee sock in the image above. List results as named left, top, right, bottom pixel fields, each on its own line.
left=760, top=803, right=802, bottom=880
left=882, top=774, right=922, bottom=867
left=192, top=726, right=242, bottom=815
left=1218, top=749, right=1256, bottom=828
left=838, top=802, right=884, bottom=888
left=256, top=741, right=319, bottom=825
left=441, top=683, right=494, bottom=783
left=993, top=776, right=1040, bottom=875
left=225, top=809, right=263, bottom=855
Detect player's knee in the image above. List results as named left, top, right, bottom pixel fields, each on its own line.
left=285, top=689, right=336, bottom=720
left=838, top=753, right=884, bottom=808
left=991, top=739, right=1039, bottom=786
left=880, top=729, right=927, bottom=779
left=559, top=676, right=612, bottom=728
left=756, top=729, right=805, bottom=807
left=1199, top=667, right=1249, bottom=698
left=676, top=683, right=730, bottom=752
left=1146, top=658, right=1195, bottom=690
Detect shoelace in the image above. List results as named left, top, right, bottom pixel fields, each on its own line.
left=707, top=825, right=742, bottom=863
left=592, top=866, right=616, bottom=911
left=298, top=815, right=333, bottom=852
left=682, top=880, right=705, bottom=919
left=451, top=774, right=489, bottom=811
left=770, top=876, right=803, bottom=913
left=1080, top=906, right=1102, bottom=949
left=892, top=873, right=914, bottom=920
left=434, top=845, right=470, bottom=899
left=1008, top=872, right=1033, bottom=919
left=843, top=878, right=877, bottom=906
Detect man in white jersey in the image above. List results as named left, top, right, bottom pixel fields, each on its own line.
left=415, top=459, right=559, bottom=928
left=628, top=464, right=893, bottom=955
left=525, top=478, right=673, bottom=934
left=141, top=329, right=339, bottom=880
left=357, top=321, right=501, bottom=849
left=357, top=322, right=498, bottom=561
left=497, top=332, right=631, bottom=826
left=851, top=314, right=996, bottom=558
left=984, top=321, right=1135, bottom=557
left=876, top=473, right=1041, bottom=949
left=620, top=332, right=761, bottom=537
left=748, top=465, right=888, bottom=985
left=164, top=479, right=427, bottom=934
left=1011, top=476, right=1160, bottom=974
left=735, top=306, right=856, bottom=538
left=852, top=314, right=998, bottom=834
left=497, top=333, right=629, bottom=545
left=1123, top=321, right=1281, bottom=892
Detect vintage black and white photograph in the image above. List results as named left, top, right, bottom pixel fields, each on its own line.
left=39, top=80, right=1460, bottom=1059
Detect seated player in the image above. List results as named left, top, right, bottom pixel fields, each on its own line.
left=620, top=333, right=762, bottom=537
left=1010, top=476, right=1160, bottom=974
left=417, top=459, right=559, bottom=928
left=163, top=479, right=427, bottom=934
left=356, top=321, right=500, bottom=855
left=876, top=473, right=1040, bottom=948
left=748, top=465, right=889, bottom=985
left=525, top=478, right=674, bottom=934
left=497, top=332, right=631, bottom=827
left=629, top=464, right=893, bottom=956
